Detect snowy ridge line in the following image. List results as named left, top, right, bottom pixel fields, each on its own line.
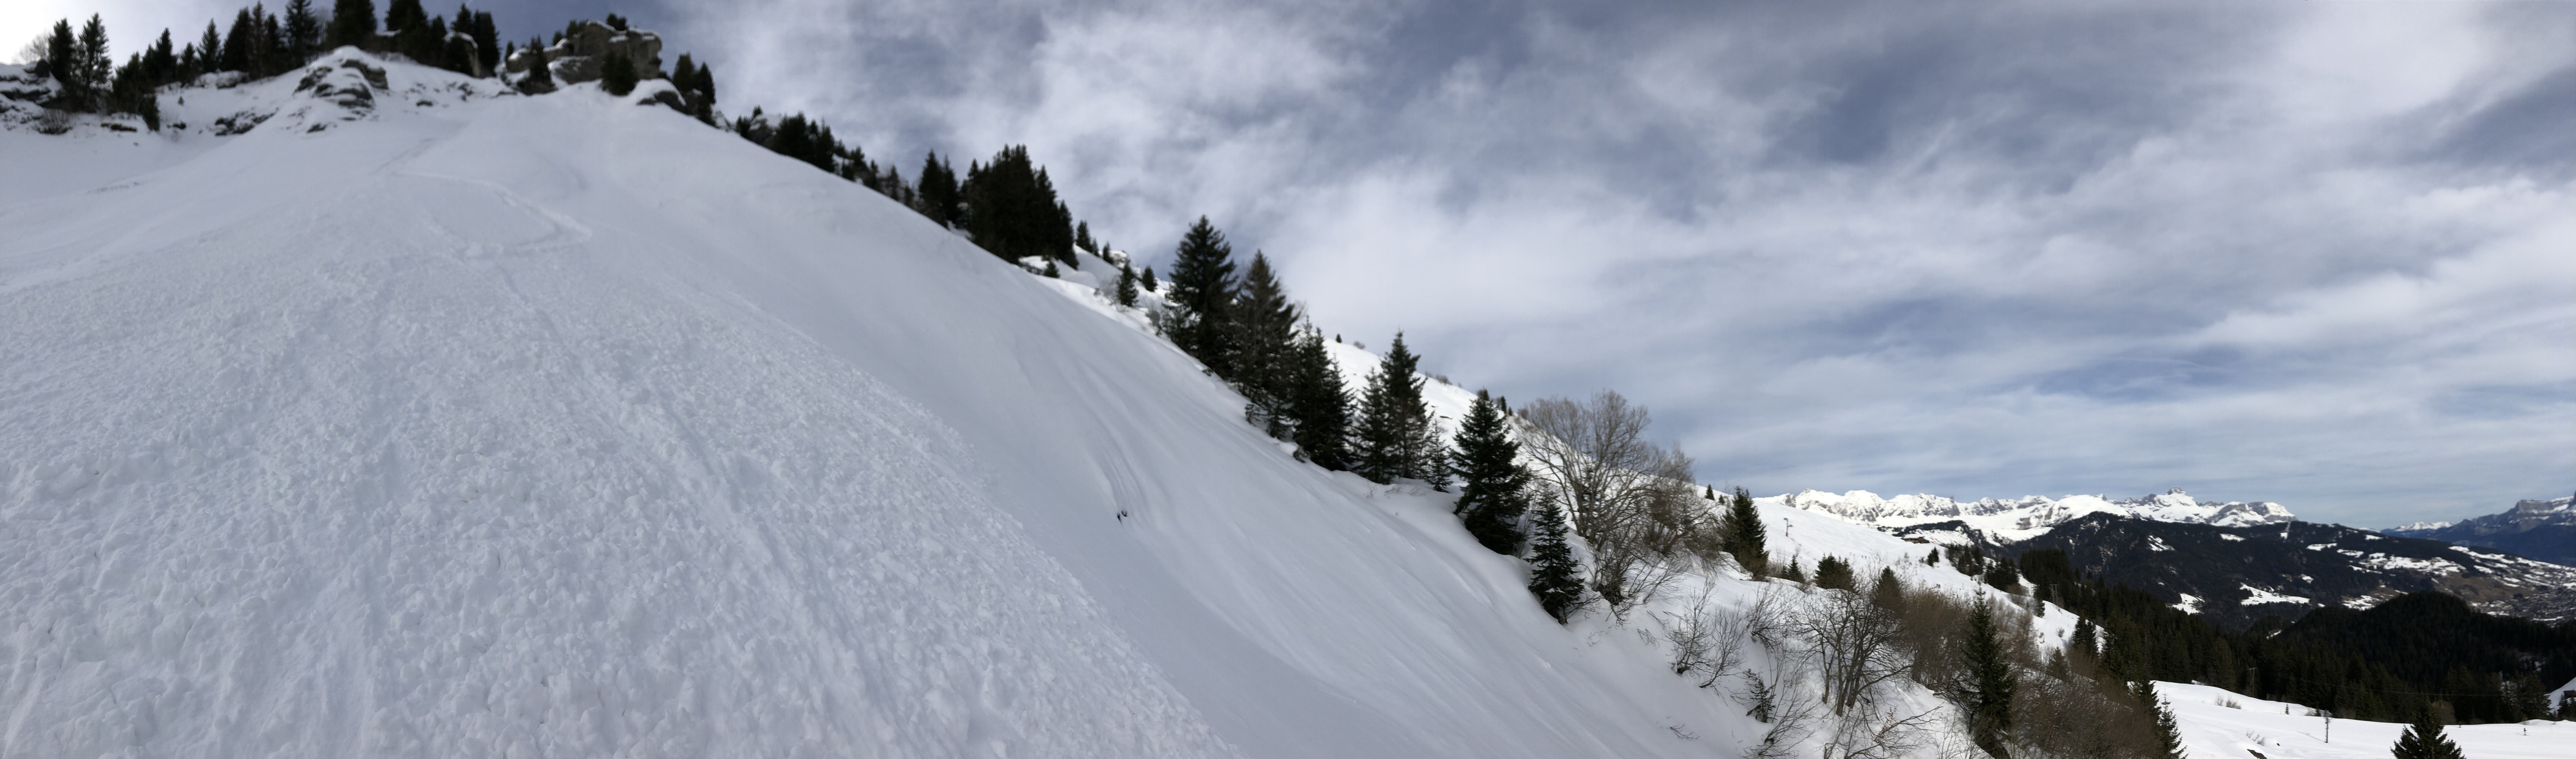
left=1765, top=486, right=2297, bottom=543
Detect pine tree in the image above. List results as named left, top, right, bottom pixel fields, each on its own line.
left=518, top=37, right=552, bottom=90
left=143, top=30, right=176, bottom=85
left=1163, top=216, right=1237, bottom=374
left=1352, top=332, right=1439, bottom=486
left=1814, top=555, right=1854, bottom=591
left=463, top=7, right=498, bottom=74
left=43, top=20, right=82, bottom=108
left=2138, top=681, right=2185, bottom=759
left=1231, top=253, right=1302, bottom=437
left=283, top=0, right=321, bottom=62
left=600, top=50, right=637, bottom=95
left=1450, top=390, right=1530, bottom=555
left=384, top=0, right=427, bottom=32
left=1526, top=497, right=1584, bottom=622
left=1724, top=486, right=1768, bottom=577
left=1141, top=265, right=1159, bottom=292
left=75, top=15, right=110, bottom=109
left=1041, top=259, right=1058, bottom=278
left=1283, top=329, right=1352, bottom=471
left=915, top=152, right=961, bottom=227
left=221, top=10, right=258, bottom=73
left=1780, top=557, right=1805, bottom=584
left=1962, top=595, right=2017, bottom=758
left=1115, top=262, right=1139, bottom=307
left=2391, top=709, right=2465, bottom=759
left=195, top=22, right=224, bottom=77
left=959, top=146, right=1074, bottom=264
left=326, top=0, right=377, bottom=51
left=1074, top=222, right=1095, bottom=255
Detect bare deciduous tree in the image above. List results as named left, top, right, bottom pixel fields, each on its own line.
left=1520, top=390, right=1702, bottom=613
left=1799, top=573, right=1914, bottom=716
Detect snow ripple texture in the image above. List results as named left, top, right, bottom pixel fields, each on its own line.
left=0, top=62, right=1224, bottom=757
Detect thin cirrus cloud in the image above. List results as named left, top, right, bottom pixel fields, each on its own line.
left=668, top=0, right=2571, bottom=527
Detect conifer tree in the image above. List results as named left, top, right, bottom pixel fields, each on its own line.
left=600, top=50, right=637, bottom=95
left=1075, top=222, right=1095, bottom=254
left=1781, top=557, right=1806, bottom=584
left=221, top=9, right=258, bottom=73
left=1141, top=265, right=1159, bottom=292
left=143, top=30, right=177, bottom=84
left=1724, top=486, right=1768, bottom=577
left=1526, top=497, right=1584, bottom=622
left=196, top=22, right=225, bottom=76
left=284, top=0, right=322, bottom=62
left=1163, top=216, right=1238, bottom=374
left=43, top=20, right=83, bottom=108
left=518, top=37, right=552, bottom=90
left=1352, top=332, right=1440, bottom=486
left=914, top=153, right=961, bottom=227
left=1115, top=262, right=1139, bottom=307
left=959, top=146, right=1074, bottom=264
left=460, top=6, right=497, bottom=73
left=326, top=0, right=376, bottom=50
left=75, top=15, right=110, bottom=108
left=2137, top=681, right=2184, bottom=759
left=1962, top=595, right=2016, bottom=758
left=384, top=0, right=427, bottom=32
left=1231, top=253, right=1302, bottom=437
left=1814, top=555, right=1854, bottom=591
left=1450, top=390, right=1530, bottom=554
left=1284, top=329, right=1352, bottom=471
left=2391, top=709, right=2465, bottom=759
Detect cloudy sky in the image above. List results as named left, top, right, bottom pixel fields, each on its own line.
left=9, top=0, right=2571, bottom=526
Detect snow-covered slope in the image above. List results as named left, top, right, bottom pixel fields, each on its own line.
left=2160, top=682, right=2570, bottom=759
left=0, top=50, right=1843, bottom=758
left=1771, top=487, right=2297, bottom=543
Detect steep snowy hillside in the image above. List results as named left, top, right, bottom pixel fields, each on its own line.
left=1772, top=487, right=2296, bottom=543
left=2157, top=682, right=2570, bottom=759
left=2, top=50, right=1795, bottom=758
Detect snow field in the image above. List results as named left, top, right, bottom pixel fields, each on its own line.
left=2159, top=681, right=2572, bottom=759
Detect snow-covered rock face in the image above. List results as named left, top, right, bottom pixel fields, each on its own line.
left=1770, top=486, right=2297, bottom=542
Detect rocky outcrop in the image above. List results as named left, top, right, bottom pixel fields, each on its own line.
left=505, top=21, right=662, bottom=86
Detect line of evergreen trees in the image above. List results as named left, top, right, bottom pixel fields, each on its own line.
left=2012, top=547, right=2575, bottom=725
left=24, top=0, right=512, bottom=130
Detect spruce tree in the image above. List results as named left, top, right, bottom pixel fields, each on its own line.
left=326, top=0, right=377, bottom=51
left=1526, top=497, right=1584, bottom=622
left=2138, top=681, right=2184, bottom=759
left=1352, top=332, right=1439, bottom=486
left=600, top=50, right=636, bottom=95
left=384, top=0, right=427, bottom=33
left=463, top=7, right=498, bottom=74
left=959, top=146, right=1074, bottom=264
left=1115, top=262, right=1139, bottom=307
left=1164, top=216, right=1238, bottom=375
left=1283, top=329, right=1352, bottom=471
left=518, top=37, right=552, bottom=90
left=1814, top=555, right=1854, bottom=591
left=915, top=153, right=961, bottom=227
left=1962, top=595, right=2016, bottom=758
left=1075, top=222, right=1095, bottom=254
left=284, top=0, right=322, bottom=62
left=1450, top=390, right=1530, bottom=554
left=43, top=20, right=82, bottom=108
left=2391, top=709, right=2465, bottom=759
left=76, top=15, right=109, bottom=109
left=1141, top=265, right=1159, bottom=292
left=1725, top=486, right=1768, bottom=577
left=196, top=22, right=224, bottom=76
left=1231, top=253, right=1302, bottom=438
left=221, top=10, right=258, bottom=73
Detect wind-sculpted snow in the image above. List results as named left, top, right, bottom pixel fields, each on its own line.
left=0, top=53, right=1745, bottom=758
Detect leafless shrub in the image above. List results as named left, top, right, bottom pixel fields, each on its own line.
left=1797, top=577, right=1912, bottom=716
left=1823, top=705, right=1942, bottom=759
left=1520, top=390, right=1704, bottom=615
left=1663, top=585, right=1750, bottom=688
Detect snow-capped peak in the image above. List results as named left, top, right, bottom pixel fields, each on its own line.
left=1769, top=488, right=2297, bottom=542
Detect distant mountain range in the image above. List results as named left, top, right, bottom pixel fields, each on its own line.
left=2385, top=493, right=2576, bottom=566
left=1777, top=488, right=2576, bottom=626
left=1765, top=487, right=2297, bottom=542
